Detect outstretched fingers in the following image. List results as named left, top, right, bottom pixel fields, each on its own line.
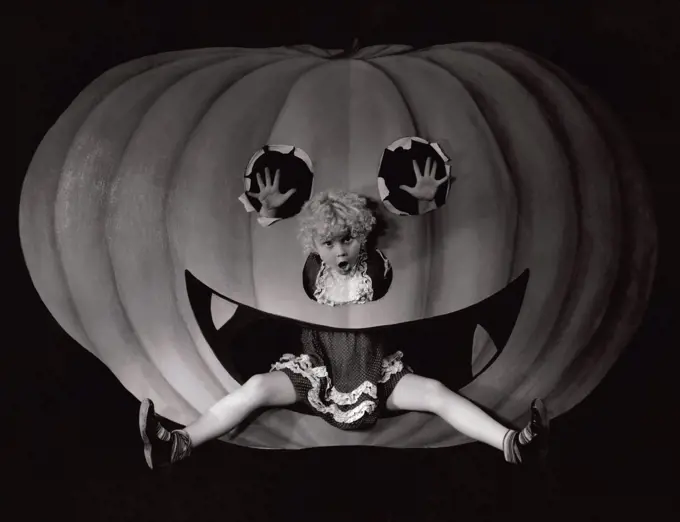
left=425, top=158, right=436, bottom=178
left=249, top=168, right=283, bottom=198
left=412, top=159, right=423, bottom=179
left=399, top=184, right=416, bottom=196
left=413, top=157, right=443, bottom=178
left=255, top=171, right=265, bottom=191
left=436, top=172, right=450, bottom=186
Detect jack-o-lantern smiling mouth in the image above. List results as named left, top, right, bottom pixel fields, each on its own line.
left=186, top=268, right=530, bottom=417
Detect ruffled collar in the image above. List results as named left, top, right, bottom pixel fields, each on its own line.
left=313, top=250, right=374, bottom=306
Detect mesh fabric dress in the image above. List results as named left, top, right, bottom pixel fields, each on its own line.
left=269, top=248, right=413, bottom=430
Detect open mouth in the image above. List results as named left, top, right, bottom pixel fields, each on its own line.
left=186, top=268, right=530, bottom=417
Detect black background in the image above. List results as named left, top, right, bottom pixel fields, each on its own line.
left=10, top=1, right=678, bottom=520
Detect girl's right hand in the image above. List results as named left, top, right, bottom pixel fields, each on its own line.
left=399, top=158, right=450, bottom=202
left=247, top=167, right=297, bottom=217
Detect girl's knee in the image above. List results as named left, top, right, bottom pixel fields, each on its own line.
left=241, top=372, right=296, bottom=407
left=419, top=378, right=449, bottom=413
left=388, top=374, right=449, bottom=413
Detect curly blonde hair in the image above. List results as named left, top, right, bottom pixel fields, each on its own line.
left=298, top=190, right=377, bottom=256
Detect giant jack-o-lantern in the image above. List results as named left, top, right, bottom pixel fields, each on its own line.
left=19, top=43, right=657, bottom=449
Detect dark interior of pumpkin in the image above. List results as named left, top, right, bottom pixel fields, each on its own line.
left=242, top=147, right=314, bottom=219
left=378, top=139, right=452, bottom=215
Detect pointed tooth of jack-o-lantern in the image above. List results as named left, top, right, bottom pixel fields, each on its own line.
left=210, top=293, right=238, bottom=330
left=471, top=324, right=499, bottom=378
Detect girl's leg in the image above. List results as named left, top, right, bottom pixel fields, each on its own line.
left=386, top=373, right=508, bottom=450
left=140, top=371, right=296, bottom=469
left=385, top=373, right=548, bottom=463
left=184, top=371, right=296, bottom=447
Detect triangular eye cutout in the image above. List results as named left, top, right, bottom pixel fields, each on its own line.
left=471, top=324, right=497, bottom=378
left=238, top=144, right=315, bottom=227
left=377, top=136, right=454, bottom=216
left=210, top=292, right=238, bottom=330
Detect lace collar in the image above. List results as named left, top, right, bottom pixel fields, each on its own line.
left=313, top=250, right=374, bottom=306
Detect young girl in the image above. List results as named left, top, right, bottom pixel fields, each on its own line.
left=140, top=171, right=549, bottom=470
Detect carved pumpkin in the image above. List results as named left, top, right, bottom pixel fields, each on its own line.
left=19, top=43, right=656, bottom=449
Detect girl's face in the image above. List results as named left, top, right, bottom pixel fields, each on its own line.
left=314, top=229, right=362, bottom=275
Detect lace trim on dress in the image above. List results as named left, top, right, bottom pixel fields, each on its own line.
left=329, top=381, right=378, bottom=405
left=313, top=250, right=374, bottom=306
left=379, top=350, right=406, bottom=384
left=270, top=354, right=378, bottom=424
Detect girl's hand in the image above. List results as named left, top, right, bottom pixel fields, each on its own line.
left=399, top=158, right=450, bottom=201
left=247, top=168, right=297, bottom=217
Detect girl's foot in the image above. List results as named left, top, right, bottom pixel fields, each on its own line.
left=526, top=398, right=550, bottom=461
left=139, top=399, right=192, bottom=470
left=503, top=398, right=550, bottom=466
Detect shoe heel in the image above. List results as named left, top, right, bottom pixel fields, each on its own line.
left=139, top=399, right=152, bottom=444
left=532, top=399, right=550, bottom=431
left=531, top=399, right=550, bottom=460
left=139, top=399, right=154, bottom=470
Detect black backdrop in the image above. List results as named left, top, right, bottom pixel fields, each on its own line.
left=10, top=1, right=677, bottom=520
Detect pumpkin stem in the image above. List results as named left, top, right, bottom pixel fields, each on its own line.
left=334, top=37, right=360, bottom=59
left=350, top=37, right=360, bottom=53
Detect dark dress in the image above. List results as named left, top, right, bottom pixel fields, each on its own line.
left=269, top=248, right=413, bottom=430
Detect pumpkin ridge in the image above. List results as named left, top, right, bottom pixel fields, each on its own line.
left=166, top=56, right=323, bottom=312
left=416, top=52, right=523, bottom=268
left=159, top=56, right=329, bottom=412
left=289, top=44, right=342, bottom=58
left=423, top=49, right=581, bottom=415
left=170, top=64, right=295, bottom=385
left=56, top=55, right=233, bottom=413
left=530, top=56, right=657, bottom=409
left=72, top=59, right=232, bottom=341
left=159, top=59, right=260, bottom=359
left=251, top=59, right=341, bottom=309
left=372, top=54, right=502, bottom=319
left=393, top=52, right=522, bottom=320
left=414, top=52, right=522, bottom=371
left=402, top=51, right=526, bottom=310
left=364, top=58, right=422, bottom=138
left=154, top=57, right=320, bottom=402
left=494, top=50, right=627, bottom=405
left=469, top=44, right=655, bottom=416
left=262, top=56, right=334, bottom=155
left=30, top=52, right=243, bottom=420
left=20, top=51, right=207, bottom=357
left=362, top=58, right=436, bottom=317
left=238, top=57, right=327, bottom=310
left=115, top=60, right=275, bottom=399
left=460, top=49, right=601, bottom=399
left=347, top=44, right=415, bottom=60
left=128, top=55, right=303, bottom=397
left=510, top=51, right=630, bottom=361
left=425, top=49, right=532, bottom=280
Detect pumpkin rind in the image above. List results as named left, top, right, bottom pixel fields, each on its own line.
left=19, top=43, right=656, bottom=447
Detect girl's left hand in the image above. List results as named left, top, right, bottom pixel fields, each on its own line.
left=399, top=158, right=450, bottom=201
